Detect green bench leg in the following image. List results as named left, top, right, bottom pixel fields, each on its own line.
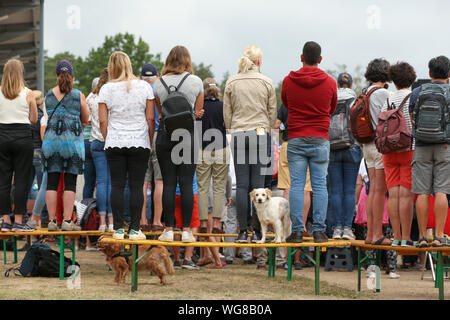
left=315, top=247, right=320, bottom=296
left=71, top=239, right=76, bottom=277
left=287, top=247, right=293, bottom=281
left=59, top=235, right=65, bottom=280
left=131, top=244, right=138, bottom=292
left=267, top=247, right=275, bottom=278
left=12, top=236, right=17, bottom=264
left=437, top=251, right=444, bottom=300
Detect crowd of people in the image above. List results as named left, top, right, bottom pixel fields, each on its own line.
left=0, top=41, right=448, bottom=271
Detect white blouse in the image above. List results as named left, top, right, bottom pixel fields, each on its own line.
left=86, top=92, right=103, bottom=142
left=98, top=80, right=154, bottom=149
left=0, top=87, right=30, bottom=124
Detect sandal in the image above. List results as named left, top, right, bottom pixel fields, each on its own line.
left=416, top=238, right=429, bottom=248
left=432, top=237, right=448, bottom=247
left=373, top=236, right=392, bottom=246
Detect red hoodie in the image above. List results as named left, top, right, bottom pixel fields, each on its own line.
left=281, top=67, right=337, bottom=140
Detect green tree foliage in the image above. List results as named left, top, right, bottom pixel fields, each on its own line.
left=192, top=62, right=214, bottom=81
left=219, top=71, right=230, bottom=97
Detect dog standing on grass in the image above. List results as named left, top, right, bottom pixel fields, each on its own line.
left=250, top=188, right=292, bottom=243
left=98, top=236, right=175, bottom=285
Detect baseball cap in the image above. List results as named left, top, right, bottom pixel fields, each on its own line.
left=337, top=72, right=353, bottom=86
left=141, top=63, right=158, bottom=77
left=56, top=60, right=73, bottom=75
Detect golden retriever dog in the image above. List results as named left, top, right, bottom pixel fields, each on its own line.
left=98, top=236, right=175, bottom=285
left=250, top=188, right=292, bottom=243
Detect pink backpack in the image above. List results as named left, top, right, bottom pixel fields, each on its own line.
left=375, top=93, right=412, bottom=154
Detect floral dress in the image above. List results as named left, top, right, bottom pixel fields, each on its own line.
left=42, top=89, right=85, bottom=175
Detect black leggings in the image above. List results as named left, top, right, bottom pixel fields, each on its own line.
left=156, top=129, right=196, bottom=228
left=0, top=125, right=33, bottom=215
left=47, top=172, right=77, bottom=192
left=106, top=147, right=150, bottom=231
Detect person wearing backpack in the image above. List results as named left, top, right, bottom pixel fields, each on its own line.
left=98, top=51, right=155, bottom=241
left=153, top=46, right=204, bottom=244
left=409, top=56, right=450, bottom=248
left=378, top=62, right=417, bottom=247
left=359, top=59, right=391, bottom=245
left=328, top=73, right=361, bottom=240
left=281, top=41, right=337, bottom=243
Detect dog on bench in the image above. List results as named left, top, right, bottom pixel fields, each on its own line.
left=97, top=236, right=175, bottom=285
left=250, top=188, right=292, bottom=244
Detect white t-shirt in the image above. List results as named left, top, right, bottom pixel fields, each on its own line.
left=98, top=80, right=154, bottom=149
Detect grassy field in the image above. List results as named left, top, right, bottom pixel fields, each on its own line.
left=0, top=240, right=446, bottom=300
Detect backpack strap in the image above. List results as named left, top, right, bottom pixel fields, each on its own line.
left=159, top=73, right=191, bottom=94
left=397, top=93, right=412, bottom=110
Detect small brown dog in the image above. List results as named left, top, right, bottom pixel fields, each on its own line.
left=98, top=236, right=175, bottom=285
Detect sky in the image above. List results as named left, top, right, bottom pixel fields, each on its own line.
left=43, top=0, right=450, bottom=85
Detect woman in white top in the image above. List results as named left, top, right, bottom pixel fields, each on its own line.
left=98, top=51, right=155, bottom=241
left=0, top=59, right=37, bottom=232
left=87, top=68, right=114, bottom=232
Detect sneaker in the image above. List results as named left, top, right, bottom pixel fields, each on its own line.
left=129, top=229, right=146, bottom=241
left=276, top=262, right=288, bottom=270
left=182, top=231, right=196, bottom=243
left=286, top=231, right=303, bottom=243
left=1, top=222, right=12, bottom=232
left=182, top=259, right=200, bottom=270
left=389, top=272, right=400, bottom=279
left=113, top=229, right=125, bottom=240
left=107, top=224, right=114, bottom=232
left=98, top=224, right=106, bottom=232
left=313, top=231, right=329, bottom=243
left=61, top=221, right=81, bottom=231
left=173, top=260, right=182, bottom=269
left=251, top=232, right=262, bottom=243
left=341, top=227, right=355, bottom=241
left=225, top=260, right=233, bottom=265
left=235, top=231, right=249, bottom=243
left=26, top=220, right=38, bottom=230
left=12, top=222, right=35, bottom=232
left=332, top=227, right=343, bottom=240
left=401, top=240, right=415, bottom=247
left=48, top=221, right=58, bottom=231
left=158, top=230, right=174, bottom=242
left=391, top=239, right=401, bottom=247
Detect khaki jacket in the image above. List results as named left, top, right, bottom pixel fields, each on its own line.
left=223, top=67, right=277, bottom=132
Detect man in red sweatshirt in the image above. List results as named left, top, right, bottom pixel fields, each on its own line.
left=281, top=41, right=337, bottom=243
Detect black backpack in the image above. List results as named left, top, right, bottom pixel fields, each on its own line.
left=159, top=73, right=195, bottom=135
left=329, top=98, right=355, bottom=150
left=5, top=242, right=79, bottom=278
left=413, top=82, right=450, bottom=143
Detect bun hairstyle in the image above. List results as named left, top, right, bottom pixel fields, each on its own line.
left=203, top=78, right=221, bottom=100
left=56, top=60, right=74, bottom=94
left=1, top=59, right=24, bottom=100
left=92, top=68, right=109, bottom=95
left=238, top=45, right=262, bottom=73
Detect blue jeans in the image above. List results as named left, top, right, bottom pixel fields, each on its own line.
left=32, top=171, right=47, bottom=217
left=91, top=140, right=112, bottom=216
left=287, top=138, right=330, bottom=233
left=83, top=139, right=96, bottom=199
left=327, top=145, right=361, bottom=229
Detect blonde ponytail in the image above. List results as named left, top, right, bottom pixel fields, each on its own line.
left=238, top=45, right=262, bottom=73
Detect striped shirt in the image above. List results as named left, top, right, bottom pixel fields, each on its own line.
left=381, top=89, right=414, bottom=150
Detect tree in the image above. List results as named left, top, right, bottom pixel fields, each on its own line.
left=192, top=62, right=214, bottom=81
left=76, top=32, right=164, bottom=94
left=275, top=81, right=283, bottom=108
left=219, top=71, right=230, bottom=96
left=326, top=63, right=366, bottom=96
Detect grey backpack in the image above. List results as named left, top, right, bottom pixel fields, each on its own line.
left=413, top=83, right=450, bottom=143
left=329, top=98, right=355, bottom=150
